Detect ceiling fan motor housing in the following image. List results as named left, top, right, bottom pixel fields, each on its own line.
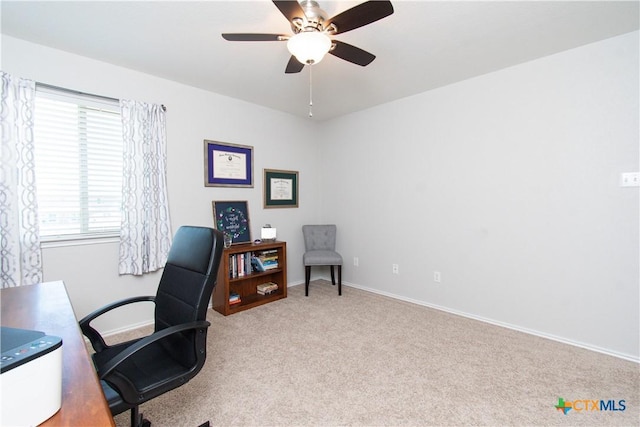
left=292, top=0, right=329, bottom=33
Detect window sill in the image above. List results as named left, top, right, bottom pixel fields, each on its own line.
left=41, top=235, right=119, bottom=249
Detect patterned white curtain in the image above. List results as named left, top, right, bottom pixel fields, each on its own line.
left=119, top=99, right=172, bottom=275
left=0, top=71, right=42, bottom=287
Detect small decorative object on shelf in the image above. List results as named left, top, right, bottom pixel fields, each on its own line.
left=212, top=240, right=287, bottom=316
left=223, top=232, right=232, bottom=248
left=261, top=224, right=277, bottom=242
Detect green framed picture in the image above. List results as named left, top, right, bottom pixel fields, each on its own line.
left=263, top=169, right=299, bottom=208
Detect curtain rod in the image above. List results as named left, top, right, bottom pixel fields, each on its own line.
left=36, top=82, right=167, bottom=111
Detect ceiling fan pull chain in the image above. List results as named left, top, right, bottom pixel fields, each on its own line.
left=308, top=64, right=313, bottom=118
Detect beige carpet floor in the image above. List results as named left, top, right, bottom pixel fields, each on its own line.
left=110, top=280, right=639, bottom=426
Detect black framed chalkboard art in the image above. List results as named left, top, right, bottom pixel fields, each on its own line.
left=212, top=200, right=251, bottom=245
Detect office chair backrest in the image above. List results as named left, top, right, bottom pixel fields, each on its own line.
left=302, top=224, right=337, bottom=252
left=154, top=226, right=224, bottom=365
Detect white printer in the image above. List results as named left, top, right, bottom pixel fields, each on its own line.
left=1, top=327, right=63, bottom=426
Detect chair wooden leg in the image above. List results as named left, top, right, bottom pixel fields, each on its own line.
left=305, top=266, right=311, bottom=296
left=338, top=265, right=342, bottom=296
left=330, top=266, right=336, bottom=286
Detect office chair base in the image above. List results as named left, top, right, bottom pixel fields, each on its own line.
left=130, top=405, right=151, bottom=427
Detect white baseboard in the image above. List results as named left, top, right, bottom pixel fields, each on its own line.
left=97, top=278, right=639, bottom=363
left=100, top=319, right=154, bottom=338
left=344, top=281, right=639, bottom=363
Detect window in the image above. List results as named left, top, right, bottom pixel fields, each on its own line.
left=34, top=86, right=123, bottom=241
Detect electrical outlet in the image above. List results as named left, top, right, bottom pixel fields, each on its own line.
left=620, top=172, right=640, bottom=187
left=353, top=257, right=359, bottom=267
left=433, top=271, right=441, bottom=283
left=392, top=264, right=399, bottom=274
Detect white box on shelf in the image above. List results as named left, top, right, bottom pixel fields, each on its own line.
left=261, top=227, right=277, bottom=241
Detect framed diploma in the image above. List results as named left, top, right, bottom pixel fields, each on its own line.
left=204, top=140, right=254, bottom=187
left=212, top=200, right=251, bottom=244
left=264, top=169, right=299, bottom=208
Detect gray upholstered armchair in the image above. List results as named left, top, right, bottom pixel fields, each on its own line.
left=302, top=224, right=343, bottom=296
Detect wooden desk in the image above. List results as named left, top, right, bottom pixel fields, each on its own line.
left=1, top=281, right=115, bottom=426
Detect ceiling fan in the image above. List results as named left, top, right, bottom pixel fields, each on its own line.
left=222, top=0, right=394, bottom=73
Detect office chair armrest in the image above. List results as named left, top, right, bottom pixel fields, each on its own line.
left=79, top=296, right=156, bottom=353
left=97, top=320, right=211, bottom=380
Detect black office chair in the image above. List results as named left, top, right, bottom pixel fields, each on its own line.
left=79, top=226, right=224, bottom=427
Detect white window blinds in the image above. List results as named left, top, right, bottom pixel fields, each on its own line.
left=34, top=87, right=123, bottom=240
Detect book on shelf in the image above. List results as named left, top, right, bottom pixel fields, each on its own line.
left=252, top=256, right=278, bottom=271
left=259, top=248, right=278, bottom=254
left=251, top=256, right=265, bottom=272
left=238, top=254, right=245, bottom=277
left=257, top=249, right=278, bottom=257
left=256, top=282, right=278, bottom=295
left=229, top=252, right=253, bottom=278
left=254, top=249, right=279, bottom=270
left=257, top=282, right=278, bottom=291
left=229, top=292, right=241, bottom=304
left=229, top=254, right=236, bottom=278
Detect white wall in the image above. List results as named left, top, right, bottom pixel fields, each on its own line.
left=320, top=31, right=639, bottom=360
left=2, top=32, right=638, bottom=360
left=2, top=36, right=322, bottom=332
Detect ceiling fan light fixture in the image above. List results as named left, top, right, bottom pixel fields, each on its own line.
left=287, top=31, right=331, bottom=65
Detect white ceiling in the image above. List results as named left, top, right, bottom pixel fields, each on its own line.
left=2, top=1, right=638, bottom=121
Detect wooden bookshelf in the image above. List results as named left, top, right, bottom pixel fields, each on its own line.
left=212, top=240, right=287, bottom=316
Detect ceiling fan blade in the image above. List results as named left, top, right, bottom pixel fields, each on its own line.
left=326, top=0, right=394, bottom=34
left=285, top=55, right=305, bottom=73
left=222, top=33, right=287, bottom=42
left=329, top=40, right=376, bottom=66
left=273, top=0, right=306, bottom=23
